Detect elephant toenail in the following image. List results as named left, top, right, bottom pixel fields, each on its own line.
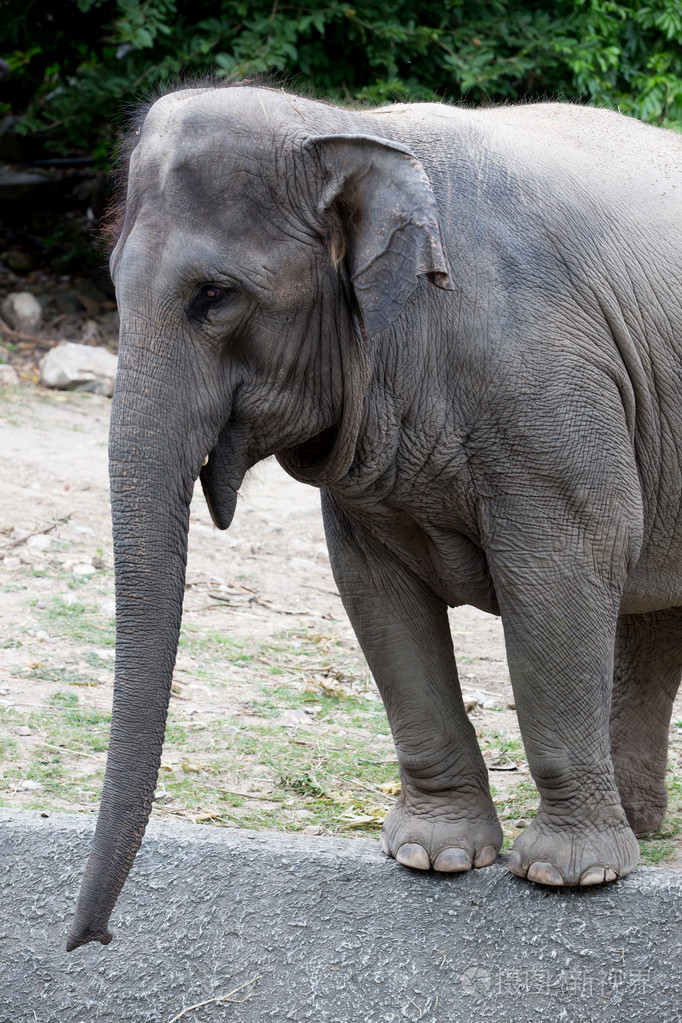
left=527, top=861, right=565, bottom=886
left=474, top=844, right=498, bottom=868
left=604, top=867, right=618, bottom=882
left=579, top=867, right=606, bottom=885
left=380, top=833, right=390, bottom=856
left=507, top=850, right=526, bottom=878
left=433, top=848, right=471, bottom=873
left=396, top=843, right=431, bottom=871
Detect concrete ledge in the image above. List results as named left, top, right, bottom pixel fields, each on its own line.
left=1, top=810, right=680, bottom=1022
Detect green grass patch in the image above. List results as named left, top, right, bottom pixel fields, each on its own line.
left=638, top=772, right=682, bottom=866
left=0, top=691, right=111, bottom=809
left=34, top=596, right=115, bottom=646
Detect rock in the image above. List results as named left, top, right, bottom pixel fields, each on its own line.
left=17, top=780, right=42, bottom=792
left=0, top=167, right=53, bottom=202
left=18, top=548, right=43, bottom=567
left=301, top=825, right=324, bottom=836
left=153, top=790, right=174, bottom=804
left=462, top=695, right=478, bottom=713
left=26, top=534, right=57, bottom=551
left=5, top=252, right=32, bottom=273
left=2, top=291, right=42, bottom=334
left=13, top=726, right=31, bottom=736
left=39, top=341, right=117, bottom=396
left=71, top=562, right=97, bottom=577
left=80, top=318, right=100, bottom=343
left=54, top=293, right=84, bottom=316
left=99, top=308, right=120, bottom=330
left=76, top=294, right=101, bottom=316
left=472, top=689, right=496, bottom=710
left=0, top=364, right=19, bottom=389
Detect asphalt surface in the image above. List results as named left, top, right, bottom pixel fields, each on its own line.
left=1, top=810, right=680, bottom=1022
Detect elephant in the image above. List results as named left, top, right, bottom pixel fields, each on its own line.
left=67, top=83, right=682, bottom=950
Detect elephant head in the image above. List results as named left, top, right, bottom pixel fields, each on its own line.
left=67, top=86, right=450, bottom=950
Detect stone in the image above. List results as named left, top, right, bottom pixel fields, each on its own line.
left=472, top=689, right=496, bottom=710
left=81, top=319, right=100, bottom=343
left=55, top=293, right=85, bottom=316
left=19, top=548, right=43, bottom=567
left=1, top=291, right=42, bottom=333
left=72, top=562, right=97, bottom=577
left=0, top=167, right=53, bottom=201
left=26, top=534, right=57, bottom=551
left=99, top=308, right=121, bottom=330
left=5, top=251, right=32, bottom=273
left=0, top=364, right=19, bottom=389
left=77, top=294, right=102, bottom=316
left=39, top=341, right=118, bottom=397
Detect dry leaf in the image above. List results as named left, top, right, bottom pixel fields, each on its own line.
left=380, top=782, right=401, bottom=795
left=339, top=805, right=387, bottom=830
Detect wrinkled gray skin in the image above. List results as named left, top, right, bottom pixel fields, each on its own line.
left=67, top=85, right=682, bottom=950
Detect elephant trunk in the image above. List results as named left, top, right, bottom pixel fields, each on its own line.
left=67, top=380, right=198, bottom=951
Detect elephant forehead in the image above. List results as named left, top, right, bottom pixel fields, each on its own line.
left=131, top=129, right=275, bottom=211
left=133, top=89, right=295, bottom=192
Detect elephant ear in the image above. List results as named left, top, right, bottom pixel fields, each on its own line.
left=304, top=134, right=453, bottom=337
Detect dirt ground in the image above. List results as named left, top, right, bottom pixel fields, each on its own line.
left=0, top=380, right=680, bottom=868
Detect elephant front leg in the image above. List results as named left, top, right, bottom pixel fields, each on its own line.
left=611, top=610, right=682, bottom=836
left=490, top=550, right=640, bottom=886
left=322, top=495, right=502, bottom=873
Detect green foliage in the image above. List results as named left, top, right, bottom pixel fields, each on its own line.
left=2, top=0, right=681, bottom=162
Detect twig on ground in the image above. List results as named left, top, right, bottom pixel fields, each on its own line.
left=223, top=790, right=283, bottom=802
left=165, top=976, right=261, bottom=1023
left=0, top=315, right=63, bottom=346
left=0, top=514, right=71, bottom=554
left=37, top=741, right=103, bottom=761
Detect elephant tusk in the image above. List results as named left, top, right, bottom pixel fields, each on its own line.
left=202, top=455, right=209, bottom=467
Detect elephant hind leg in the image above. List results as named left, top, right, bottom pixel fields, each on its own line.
left=611, top=610, right=682, bottom=836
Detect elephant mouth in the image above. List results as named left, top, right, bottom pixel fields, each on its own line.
left=282, top=424, right=339, bottom=471
left=199, top=421, right=341, bottom=531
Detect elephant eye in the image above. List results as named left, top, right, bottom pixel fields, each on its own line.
left=187, top=284, right=232, bottom=323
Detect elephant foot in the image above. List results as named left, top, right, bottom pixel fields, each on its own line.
left=507, top=808, right=640, bottom=887
left=613, top=762, right=668, bottom=836
left=621, top=799, right=667, bottom=838
left=380, top=791, right=503, bottom=873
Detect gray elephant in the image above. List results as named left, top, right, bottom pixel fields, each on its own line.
left=67, top=84, right=682, bottom=950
